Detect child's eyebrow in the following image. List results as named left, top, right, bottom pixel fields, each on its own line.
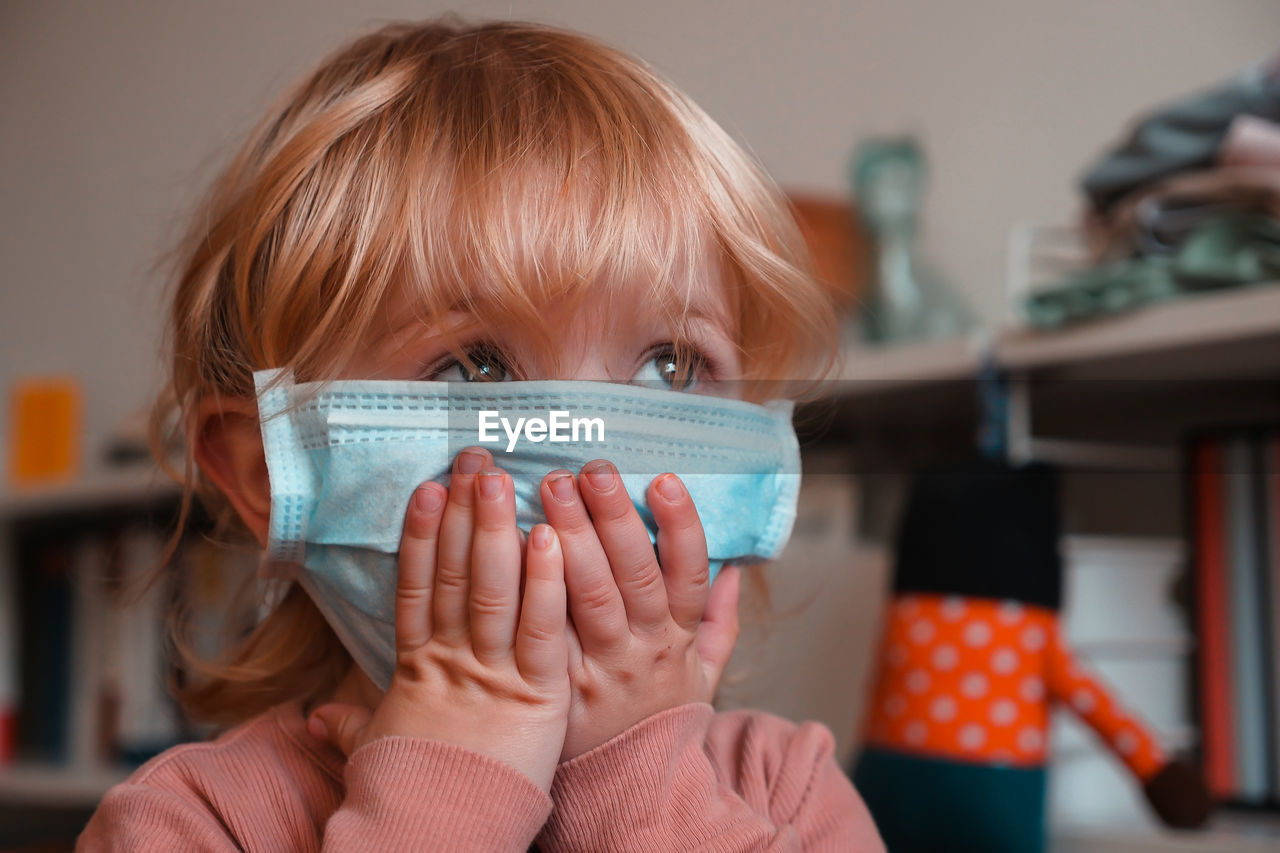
left=372, top=309, right=477, bottom=360
left=676, top=303, right=736, bottom=337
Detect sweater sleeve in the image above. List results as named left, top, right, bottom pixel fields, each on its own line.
left=77, top=784, right=242, bottom=852
left=78, top=737, right=552, bottom=852
left=536, top=703, right=884, bottom=852
left=322, top=736, right=552, bottom=851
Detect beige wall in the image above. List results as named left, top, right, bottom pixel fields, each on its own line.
left=3, top=0, right=1278, bottom=463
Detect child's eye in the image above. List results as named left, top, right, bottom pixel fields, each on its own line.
left=426, top=343, right=514, bottom=382
left=634, top=345, right=707, bottom=391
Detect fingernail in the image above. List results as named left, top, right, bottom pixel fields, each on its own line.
left=477, top=470, right=504, bottom=499
left=530, top=524, right=553, bottom=550
left=547, top=472, right=575, bottom=503
left=656, top=473, right=685, bottom=502
left=584, top=461, right=616, bottom=491
left=414, top=484, right=443, bottom=513
left=307, top=716, right=326, bottom=740
left=457, top=450, right=485, bottom=475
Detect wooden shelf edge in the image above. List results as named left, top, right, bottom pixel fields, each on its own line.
left=831, top=332, right=987, bottom=391
left=0, top=761, right=130, bottom=807
left=830, top=283, right=1280, bottom=399
left=997, top=284, right=1280, bottom=372
left=0, top=467, right=181, bottom=520
left=1052, top=812, right=1280, bottom=852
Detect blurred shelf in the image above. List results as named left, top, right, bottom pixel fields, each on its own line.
left=830, top=283, right=1280, bottom=399
left=1062, top=536, right=1183, bottom=564
left=0, top=467, right=180, bottom=521
left=1053, top=810, right=1280, bottom=852
left=997, top=284, right=1280, bottom=378
left=0, top=762, right=129, bottom=807
left=831, top=333, right=986, bottom=394
left=842, top=536, right=1181, bottom=578
left=1019, top=439, right=1180, bottom=471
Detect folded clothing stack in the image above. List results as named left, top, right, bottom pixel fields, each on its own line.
left=1026, top=56, right=1280, bottom=328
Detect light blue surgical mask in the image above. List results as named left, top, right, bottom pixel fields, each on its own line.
left=254, top=368, right=800, bottom=689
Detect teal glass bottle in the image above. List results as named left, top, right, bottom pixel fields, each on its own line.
left=852, top=138, right=975, bottom=345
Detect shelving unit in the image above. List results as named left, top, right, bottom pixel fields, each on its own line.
left=995, top=284, right=1280, bottom=379
left=0, top=468, right=181, bottom=520
left=834, top=333, right=987, bottom=393
left=821, top=282, right=1280, bottom=512
left=820, top=282, right=1280, bottom=850
left=1054, top=813, right=1280, bottom=853
left=0, top=465, right=190, bottom=848
left=0, top=763, right=130, bottom=808
left=833, top=282, right=1280, bottom=391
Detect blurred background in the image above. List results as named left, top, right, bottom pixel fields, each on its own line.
left=3, top=1, right=1280, bottom=850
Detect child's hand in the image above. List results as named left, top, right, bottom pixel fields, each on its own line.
left=538, top=461, right=741, bottom=761
left=308, top=448, right=571, bottom=792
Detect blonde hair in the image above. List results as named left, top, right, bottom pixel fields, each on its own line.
left=154, top=17, right=839, bottom=726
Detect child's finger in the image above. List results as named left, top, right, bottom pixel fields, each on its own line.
left=578, top=460, right=669, bottom=630
left=307, top=703, right=373, bottom=759
left=516, top=524, right=568, bottom=684
left=434, top=447, right=491, bottom=643
left=647, top=473, right=710, bottom=632
left=695, top=565, right=741, bottom=692
left=539, top=469, right=628, bottom=648
left=469, top=469, right=522, bottom=662
left=395, top=482, right=447, bottom=653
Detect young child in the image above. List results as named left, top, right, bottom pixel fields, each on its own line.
left=78, top=18, right=884, bottom=851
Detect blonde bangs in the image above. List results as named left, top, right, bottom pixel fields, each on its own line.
left=392, top=49, right=718, bottom=378
left=170, top=20, right=835, bottom=403
left=390, top=29, right=837, bottom=395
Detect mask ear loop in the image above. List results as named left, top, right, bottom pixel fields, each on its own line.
left=253, top=564, right=294, bottom=617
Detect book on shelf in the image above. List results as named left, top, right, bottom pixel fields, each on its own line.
left=68, top=536, right=109, bottom=767
left=17, top=534, right=74, bottom=764
left=112, top=529, right=181, bottom=764
left=0, top=533, right=16, bottom=764
left=1, top=515, right=258, bottom=781
left=9, top=528, right=180, bottom=769
left=1189, top=428, right=1280, bottom=808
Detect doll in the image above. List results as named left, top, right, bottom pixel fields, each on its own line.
left=852, top=459, right=1211, bottom=851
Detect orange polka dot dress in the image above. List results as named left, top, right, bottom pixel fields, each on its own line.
left=861, top=593, right=1165, bottom=779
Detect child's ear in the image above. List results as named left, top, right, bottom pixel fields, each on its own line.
left=193, top=395, right=271, bottom=547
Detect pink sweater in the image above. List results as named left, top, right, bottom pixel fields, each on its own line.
left=76, top=700, right=883, bottom=851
